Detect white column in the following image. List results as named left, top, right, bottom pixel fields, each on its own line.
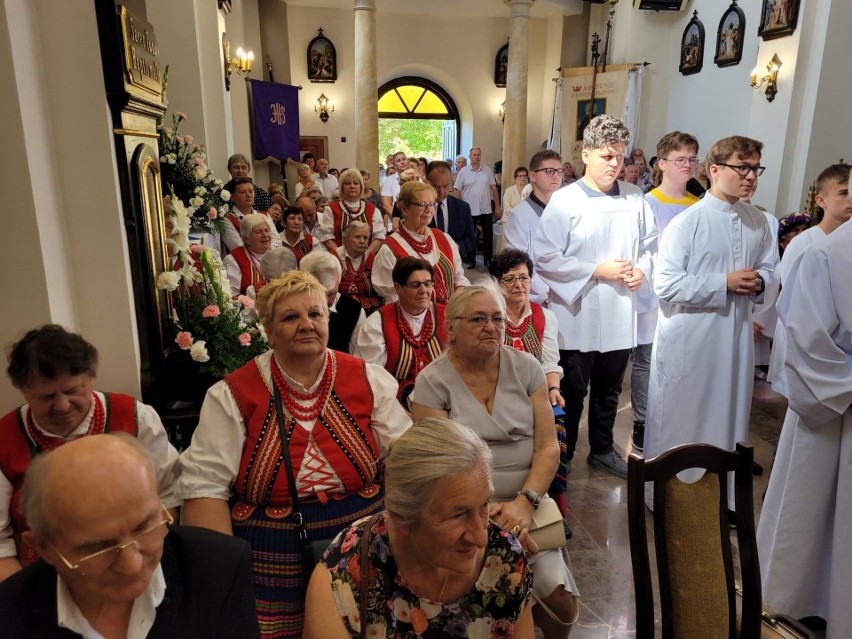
left=501, top=0, right=535, bottom=193
left=354, top=0, right=379, bottom=175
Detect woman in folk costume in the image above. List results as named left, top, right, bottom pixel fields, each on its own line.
left=178, top=271, right=411, bottom=637
left=223, top=213, right=274, bottom=298
left=319, top=168, right=385, bottom=255
left=336, top=221, right=382, bottom=314
left=489, top=249, right=569, bottom=517
left=371, top=180, right=470, bottom=305
left=279, top=206, right=320, bottom=267
left=352, top=257, right=447, bottom=410
left=222, top=177, right=282, bottom=254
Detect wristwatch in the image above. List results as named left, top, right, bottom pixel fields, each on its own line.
left=517, top=489, right=541, bottom=509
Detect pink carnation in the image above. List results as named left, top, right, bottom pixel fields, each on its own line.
left=237, top=295, right=255, bottom=309
left=202, top=305, right=221, bottom=318
left=238, top=333, right=252, bottom=347
left=195, top=157, right=205, bottom=166
left=176, top=112, right=187, bottom=121
left=175, top=332, right=193, bottom=350
left=189, top=243, right=205, bottom=255
left=175, top=135, right=184, bottom=144
left=207, top=208, right=218, bottom=220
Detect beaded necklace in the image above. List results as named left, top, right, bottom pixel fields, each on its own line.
left=396, top=223, right=433, bottom=256
left=396, top=304, right=434, bottom=348
left=504, top=312, right=533, bottom=352
left=25, top=392, right=105, bottom=452
left=270, top=352, right=336, bottom=423
left=344, top=253, right=368, bottom=293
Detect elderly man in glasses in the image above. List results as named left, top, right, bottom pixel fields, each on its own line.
left=644, top=135, right=777, bottom=517
left=0, top=434, right=260, bottom=638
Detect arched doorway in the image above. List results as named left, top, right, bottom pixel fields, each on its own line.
left=377, top=76, right=461, bottom=166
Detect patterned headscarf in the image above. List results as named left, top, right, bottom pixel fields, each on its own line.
left=777, top=212, right=812, bottom=239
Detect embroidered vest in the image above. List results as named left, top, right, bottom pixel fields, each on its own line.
left=226, top=352, right=379, bottom=510
left=504, top=303, right=546, bottom=361
left=230, top=246, right=266, bottom=295
left=0, top=393, right=138, bottom=564
left=285, top=234, right=314, bottom=266
left=340, top=252, right=381, bottom=310
left=385, top=230, right=456, bottom=304
left=330, top=201, right=377, bottom=246
left=381, top=303, right=447, bottom=402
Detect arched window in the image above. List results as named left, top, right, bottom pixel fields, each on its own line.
left=377, top=76, right=460, bottom=165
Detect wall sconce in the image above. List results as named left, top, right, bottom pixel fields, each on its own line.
left=223, top=38, right=253, bottom=91
left=750, top=53, right=782, bottom=103
left=314, top=93, right=334, bottom=122
left=498, top=101, right=506, bottom=123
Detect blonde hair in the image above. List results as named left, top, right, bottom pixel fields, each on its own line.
left=338, top=168, right=364, bottom=195
left=256, top=270, right=328, bottom=327
left=384, top=417, right=493, bottom=524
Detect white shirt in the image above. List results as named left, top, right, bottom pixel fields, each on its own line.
left=0, top=393, right=182, bottom=559
left=380, top=173, right=401, bottom=205
left=533, top=181, right=657, bottom=352
left=57, top=565, right=165, bottom=639
left=315, top=173, right=339, bottom=199
left=454, top=165, right=496, bottom=216
left=177, top=351, right=410, bottom=502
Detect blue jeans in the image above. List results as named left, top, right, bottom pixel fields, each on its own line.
left=630, top=343, right=653, bottom=424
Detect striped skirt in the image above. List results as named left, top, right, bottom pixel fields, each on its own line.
left=231, top=488, right=384, bottom=638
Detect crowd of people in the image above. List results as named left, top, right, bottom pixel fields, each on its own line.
left=0, top=113, right=849, bottom=639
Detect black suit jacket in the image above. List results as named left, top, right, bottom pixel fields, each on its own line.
left=0, top=525, right=260, bottom=638
left=429, top=195, right=476, bottom=257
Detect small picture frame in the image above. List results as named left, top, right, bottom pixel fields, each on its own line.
left=494, top=42, right=509, bottom=88
left=758, top=0, right=801, bottom=41
left=679, top=11, right=705, bottom=76
left=715, top=1, right=745, bottom=67
left=307, top=28, right=336, bottom=83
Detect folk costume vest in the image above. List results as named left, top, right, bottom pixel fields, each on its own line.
left=380, top=303, right=447, bottom=403
left=329, top=201, right=377, bottom=246
left=504, top=303, right=546, bottom=361
left=230, top=246, right=266, bottom=295
left=0, top=393, right=138, bottom=564
left=225, top=352, right=380, bottom=517
left=284, top=234, right=314, bottom=266
left=385, top=228, right=456, bottom=304
left=340, top=252, right=381, bottom=311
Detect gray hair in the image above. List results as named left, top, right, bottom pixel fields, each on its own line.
left=583, top=114, right=632, bottom=150
left=260, top=247, right=298, bottom=280
left=444, top=284, right=507, bottom=342
left=384, top=417, right=493, bottom=524
left=227, top=153, right=250, bottom=171
left=239, top=213, right=271, bottom=242
left=342, top=220, right=370, bottom=240
left=300, top=250, right=342, bottom=290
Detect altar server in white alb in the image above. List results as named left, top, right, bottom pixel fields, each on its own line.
left=757, top=220, right=852, bottom=639
left=533, top=114, right=657, bottom=479
left=644, top=136, right=776, bottom=510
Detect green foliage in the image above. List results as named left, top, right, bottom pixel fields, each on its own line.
left=378, top=118, right=449, bottom=164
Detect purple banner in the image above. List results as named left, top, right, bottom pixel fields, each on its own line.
left=249, top=79, right=300, bottom=163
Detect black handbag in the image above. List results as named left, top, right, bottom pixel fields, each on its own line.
left=273, top=387, right=334, bottom=571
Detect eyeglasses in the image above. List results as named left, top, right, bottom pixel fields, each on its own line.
left=402, top=280, right=434, bottom=290
left=531, top=167, right=564, bottom=177
left=51, top=503, right=173, bottom=571
left=716, top=163, right=766, bottom=177
left=455, top=315, right=505, bottom=327
left=664, top=156, right=701, bottom=167
left=406, top=201, right=436, bottom=211
left=500, top=274, right=531, bottom=285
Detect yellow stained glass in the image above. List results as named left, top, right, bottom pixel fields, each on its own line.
left=378, top=91, right=407, bottom=113
left=415, top=91, right=448, bottom=115
left=396, top=86, right=425, bottom=112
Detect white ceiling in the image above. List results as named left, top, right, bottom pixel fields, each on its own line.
left=284, top=0, right=586, bottom=19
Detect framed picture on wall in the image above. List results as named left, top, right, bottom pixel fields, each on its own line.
left=714, top=1, right=745, bottom=67
left=758, top=0, right=801, bottom=40
left=307, top=28, right=336, bottom=83
left=679, top=11, right=705, bottom=76
left=494, top=42, right=509, bottom=88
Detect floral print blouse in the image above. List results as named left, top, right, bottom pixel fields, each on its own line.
left=320, top=512, right=532, bottom=638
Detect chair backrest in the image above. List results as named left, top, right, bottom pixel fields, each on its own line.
left=627, top=442, right=762, bottom=639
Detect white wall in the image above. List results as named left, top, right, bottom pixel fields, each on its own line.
left=285, top=6, right=563, bottom=173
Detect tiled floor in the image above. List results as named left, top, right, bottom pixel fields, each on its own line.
left=465, top=262, right=822, bottom=638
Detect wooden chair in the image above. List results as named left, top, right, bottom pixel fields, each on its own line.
left=627, top=442, right=762, bottom=639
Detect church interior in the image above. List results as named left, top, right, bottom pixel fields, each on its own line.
left=1, top=0, right=848, bottom=637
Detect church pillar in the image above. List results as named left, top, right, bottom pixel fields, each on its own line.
left=354, top=0, right=379, bottom=175
left=502, top=0, right=535, bottom=193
